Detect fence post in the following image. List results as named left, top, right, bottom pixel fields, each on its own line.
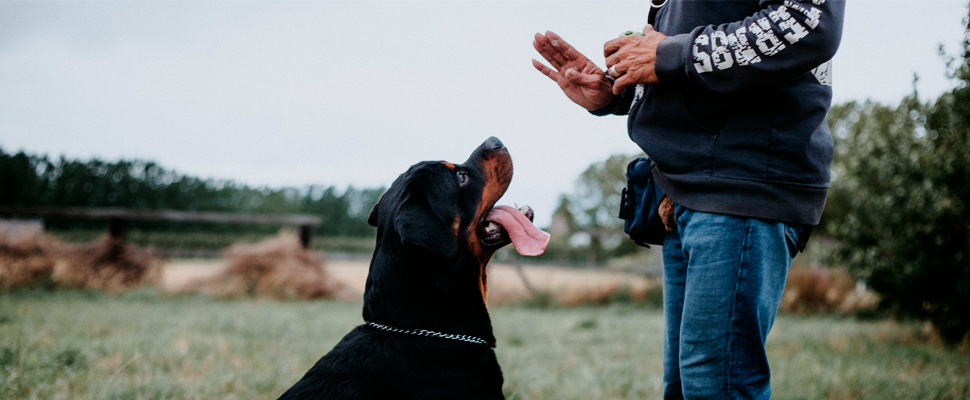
left=108, top=217, right=127, bottom=241
left=299, top=224, right=313, bottom=249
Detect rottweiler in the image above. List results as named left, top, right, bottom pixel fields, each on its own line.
left=278, top=137, right=549, bottom=399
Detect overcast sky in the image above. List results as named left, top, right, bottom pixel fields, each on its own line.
left=1, top=1, right=967, bottom=227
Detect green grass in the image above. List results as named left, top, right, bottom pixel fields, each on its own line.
left=1, top=289, right=967, bottom=399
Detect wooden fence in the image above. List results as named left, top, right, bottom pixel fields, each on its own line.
left=0, top=206, right=322, bottom=249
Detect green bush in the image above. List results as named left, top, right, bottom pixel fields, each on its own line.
left=827, top=10, right=970, bottom=344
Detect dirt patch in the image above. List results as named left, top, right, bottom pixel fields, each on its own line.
left=164, top=257, right=653, bottom=306
left=486, top=263, right=654, bottom=306
left=163, top=259, right=227, bottom=291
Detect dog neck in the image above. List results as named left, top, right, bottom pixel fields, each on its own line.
left=362, top=245, right=496, bottom=347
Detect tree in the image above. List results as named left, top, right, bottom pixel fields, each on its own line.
left=0, top=148, right=383, bottom=238
left=558, top=153, right=649, bottom=264
left=828, top=8, right=970, bottom=344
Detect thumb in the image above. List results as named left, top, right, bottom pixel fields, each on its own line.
left=564, top=67, right=580, bottom=80
left=566, top=67, right=587, bottom=86
left=566, top=67, right=604, bottom=88
left=642, top=24, right=656, bottom=34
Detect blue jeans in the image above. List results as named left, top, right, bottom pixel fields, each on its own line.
left=661, top=204, right=809, bottom=399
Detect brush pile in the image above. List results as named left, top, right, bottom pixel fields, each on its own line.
left=0, top=233, right=58, bottom=289
left=52, top=235, right=162, bottom=292
left=780, top=266, right=878, bottom=314
left=188, top=232, right=345, bottom=299
left=1, top=233, right=161, bottom=292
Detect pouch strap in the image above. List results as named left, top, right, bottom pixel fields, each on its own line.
left=648, top=0, right=667, bottom=26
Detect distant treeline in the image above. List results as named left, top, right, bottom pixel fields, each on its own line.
left=0, top=148, right=384, bottom=237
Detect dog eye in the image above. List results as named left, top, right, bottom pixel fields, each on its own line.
left=457, top=171, right=468, bottom=186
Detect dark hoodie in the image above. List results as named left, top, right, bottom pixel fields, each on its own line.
left=594, top=0, right=845, bottom=225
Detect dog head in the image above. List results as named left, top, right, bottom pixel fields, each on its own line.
left=366, top=137, right=548, bottom=316
left=368, top=136, right=520, bottom=261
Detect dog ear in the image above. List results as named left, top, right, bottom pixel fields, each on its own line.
left=393, top=183, right=459, bottom=257
left=368, top=192, right=386, bottom=227
left=368, top=204, right=379, bottom=227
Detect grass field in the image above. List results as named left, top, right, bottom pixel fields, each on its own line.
left=1, top=288, right=968, bottom=400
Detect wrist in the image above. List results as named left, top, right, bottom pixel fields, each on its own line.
left=588, top=94, right=619, bottom=115
left=655, top=33, right=690, bottom=83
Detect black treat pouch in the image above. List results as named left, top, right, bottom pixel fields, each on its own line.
left=619, top=157, right=667, bottom=247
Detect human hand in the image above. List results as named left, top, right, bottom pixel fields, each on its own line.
left=603, top=25, right=666, bottom=94
left=532, top=31, right=614, bottom=111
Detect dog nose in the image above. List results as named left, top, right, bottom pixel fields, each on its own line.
left=484, top=137, right=505, bottom=151
left=465, top=136, right=510, bottom=167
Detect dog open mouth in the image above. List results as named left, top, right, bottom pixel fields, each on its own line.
left=479, top=205, right=550, bottom=256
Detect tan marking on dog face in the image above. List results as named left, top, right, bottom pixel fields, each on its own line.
left=460, top=145, right=512, bottom=309
left=459, top=224, right=490, bottom=307
left=474, top=156, right=513, bottom=227
left=480, top=266, right=489, bottom=308
left=442, top=162, right=456, bottom=169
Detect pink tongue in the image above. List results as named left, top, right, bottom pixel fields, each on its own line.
left=485, top=205, right=551, bottom=256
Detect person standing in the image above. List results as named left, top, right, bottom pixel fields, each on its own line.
left=533, top=1, right=845, bottom=398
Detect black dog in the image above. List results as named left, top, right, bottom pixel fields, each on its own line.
left=278, top=137, right=548, bottom=399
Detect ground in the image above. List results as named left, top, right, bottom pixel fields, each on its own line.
left=1, top=260, right=968, bottom=399
left=162, top=258, right=655, bottom=305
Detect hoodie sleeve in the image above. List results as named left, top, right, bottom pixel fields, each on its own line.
left=655, top=0, right=845, bottom=93
left=589, top=73, right=636, bottom=116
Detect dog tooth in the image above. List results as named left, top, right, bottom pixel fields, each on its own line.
left=484, top=222, right=501, bottom=233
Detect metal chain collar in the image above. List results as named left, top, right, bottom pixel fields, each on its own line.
left=367, top=322, right=493, bottom=348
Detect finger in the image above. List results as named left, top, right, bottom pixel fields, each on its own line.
left=545, top=31, right=587, bottom=65
left=607, top=58, right=631, bottom=80
left=604, top=36, right=632, bottom=58
left=566, top=67, right=608, bottom=89
left=532, top=59, right=560, bottom=82
left=533, top=33, right=566, bottom=70
left=605, top=51, right=624, bottom=69
left=613, top=74, right=634, bottom=95
left=610, top=60, right=636, bottom=93
left=642, top=24, right=656, bottom=34
left=564, top=67, right=580, bottom=82
left=541, top=31, right=570, bottom=67
left=533, top=34, right=556, bottom=67
left=606, top=63, right=621, bottom=80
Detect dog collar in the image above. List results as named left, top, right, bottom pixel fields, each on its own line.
left=367, top=322, right=494, bottom=348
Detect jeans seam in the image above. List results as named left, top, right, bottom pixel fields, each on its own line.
left=725, top=218, right=750, bottom=398
left=784, top=224, right=797, bottom=258
left=673, top=202, right=686, bottom=232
